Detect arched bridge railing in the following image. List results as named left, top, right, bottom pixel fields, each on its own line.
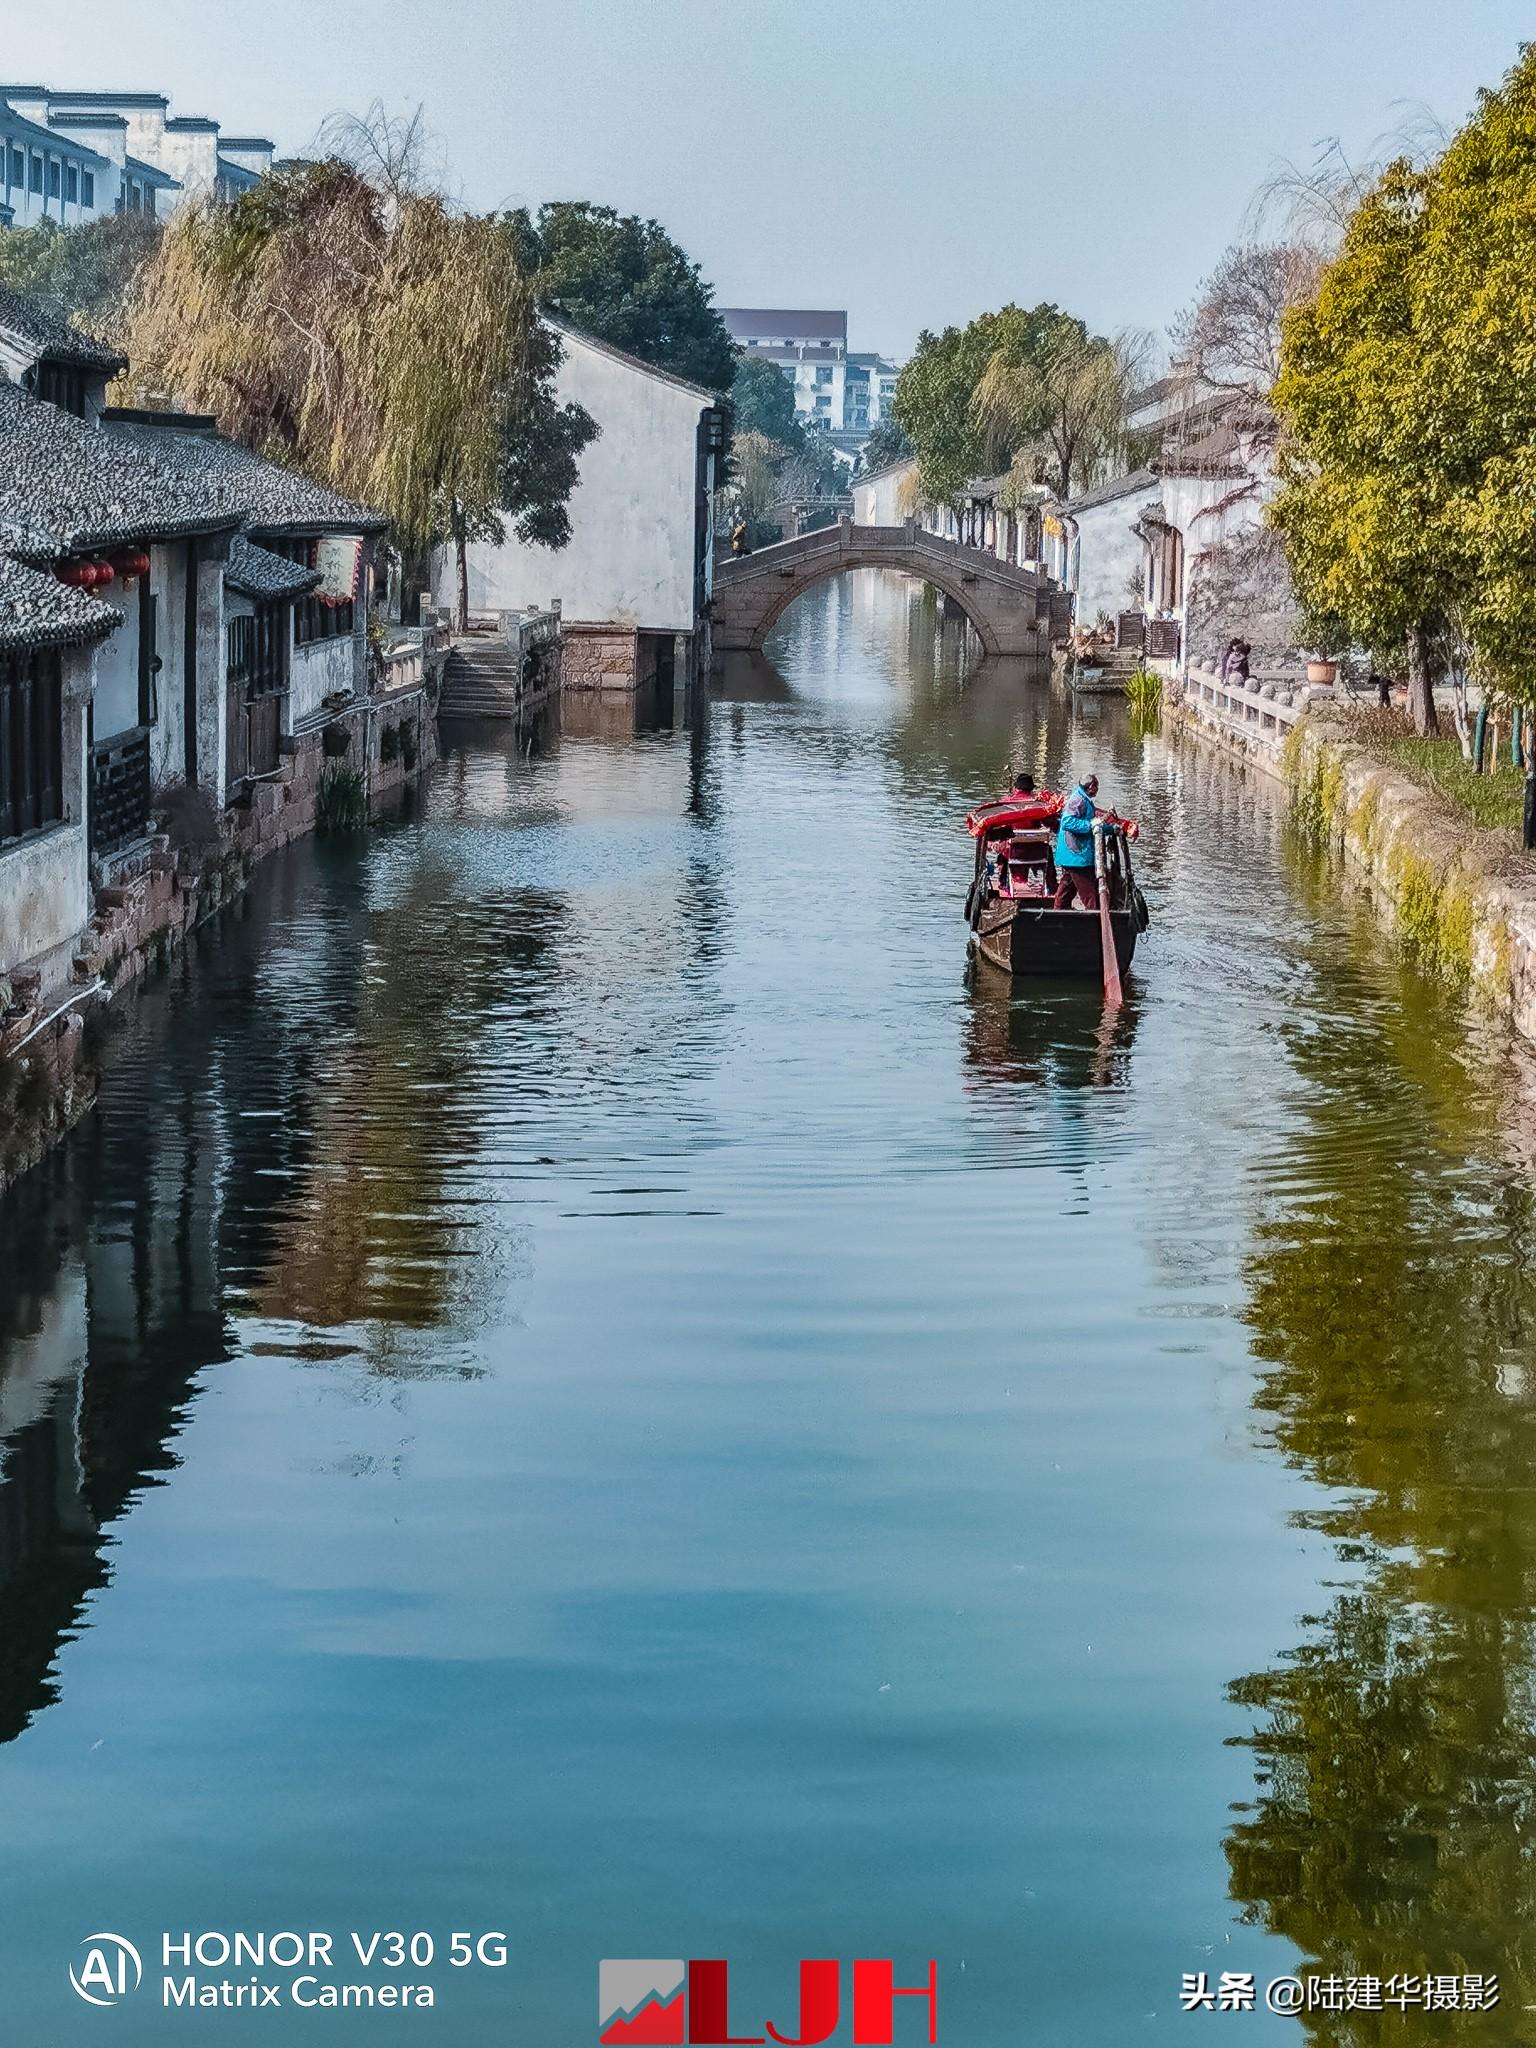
left=712, top=519, right=1061, bottom=658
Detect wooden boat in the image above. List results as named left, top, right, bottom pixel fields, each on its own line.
left=964, top=795, right=1149, bottom=979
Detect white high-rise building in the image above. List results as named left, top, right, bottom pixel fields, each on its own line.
left=720, top=309, right=900, bottom=440
left=0, top=85, right=277, bottom=229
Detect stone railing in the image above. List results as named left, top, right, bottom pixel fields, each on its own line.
left=1177, top=661, right=1334, bottom=763
left=376, top=639, right=425, bottom=695
left=498, top=605, right=561, bottom=659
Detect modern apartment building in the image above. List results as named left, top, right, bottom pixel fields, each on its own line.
left=721, top=309, right=900, bottom=439
left=0, top=84, right=276, bottom=228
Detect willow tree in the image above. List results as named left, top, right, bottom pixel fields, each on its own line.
left=892, top=304, right=1067, bottom=505
left=970, top=317, right=1146, bottom=502
left=121, top=160, right=595, bottom=625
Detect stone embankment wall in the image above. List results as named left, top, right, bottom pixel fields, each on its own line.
left=1170, top=665, right=1536, bottom=1042
left=0, top=687, right=440, bottom=1195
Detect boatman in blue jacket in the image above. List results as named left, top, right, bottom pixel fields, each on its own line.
left=1052, top=775, right=1101, bottom=910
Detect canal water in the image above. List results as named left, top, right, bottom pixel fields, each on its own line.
left=2, top=569, right=1534, bottom=2044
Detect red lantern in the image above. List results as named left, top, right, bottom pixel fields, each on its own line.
left=111, top=547, right=151, bottom=580
left=54, top=558, right=93, bottom=587
left=88, top=559, right=115, bottom=586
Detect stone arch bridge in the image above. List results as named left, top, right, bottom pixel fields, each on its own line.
left=712, top=519, right=1057, bottom=659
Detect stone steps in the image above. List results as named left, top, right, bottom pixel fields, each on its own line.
left=439, top=645, right=529, bottom=719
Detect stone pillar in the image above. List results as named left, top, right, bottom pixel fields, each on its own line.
left=193, top=542, right=227, bottom=806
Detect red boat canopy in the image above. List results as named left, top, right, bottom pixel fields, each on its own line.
left=965, top=794, right=1063, bottom=838
left=966, top=791, right=1140, bottom=840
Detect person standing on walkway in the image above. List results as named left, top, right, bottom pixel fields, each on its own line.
left=1052, top=775, right=1101, bottom=910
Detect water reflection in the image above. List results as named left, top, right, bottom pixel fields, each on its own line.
left=2, top=566, right=1535, bottom=2045
left=964, top=962, right=1141, bottom=1092
left=1226, top=934, right=1536, bottom=2034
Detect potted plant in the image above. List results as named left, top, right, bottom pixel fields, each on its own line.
left=1302, top=611, right=1351, bottom=686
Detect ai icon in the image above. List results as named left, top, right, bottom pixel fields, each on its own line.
left=70, top=1933, right=144, bottom=2007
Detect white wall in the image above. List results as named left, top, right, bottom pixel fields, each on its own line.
left=0, top=652, right=92, bottom=983
left=852, top=461, right=915, bottom=526
left=291, top=637, right=355, bottom=728
left=91, top=592, right=140, bottom=741
left=436, top=330, right=708, bottom=634
left=156, top=123, right=219, bottom=198
left=0, top=821, right=88, bottom=982
left=1070, top=483, right=1161, bottom=625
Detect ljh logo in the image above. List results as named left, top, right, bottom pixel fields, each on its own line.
left=599, top=1959, right=939, bottom=2045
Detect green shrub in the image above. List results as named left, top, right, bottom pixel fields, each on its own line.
left=317, top=765, right=369, bottom=836
left=1124, top=668, right=1163, bottom=715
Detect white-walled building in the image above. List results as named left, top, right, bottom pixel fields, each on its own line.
left=1, top=85, right=279, bottom=226
left=845, top=352, right=900, bottom=432
left=1, top=98, right=133, bottom=228
left=722, top=308, right=848, bottom=431
left=852, top=458, right=917, bottom=527
left=1035, top=377, right=1280, bottom=661
left=0, top=284, right=420, bottom=1014
left=434, top=318, right=725, bottom=691
left=721, top=310, right=901, bottom=443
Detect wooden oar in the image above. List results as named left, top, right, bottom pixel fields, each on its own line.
left=1093, top=821, right=1123, bottom=1008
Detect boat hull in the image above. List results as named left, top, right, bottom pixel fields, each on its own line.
left=973, top=899, right=1138, bottom=978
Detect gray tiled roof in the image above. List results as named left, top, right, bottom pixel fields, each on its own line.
left=1064, top=468, right=1159, bottom=515
left=103, top=414, right=388, bottom=534
left=0, top=282, right=126, bottom=373
left=0, top=383, right=242, bottom=559
left=225, top=533, right=320, bottom=599
left=0, top=551, right=122, bottom=653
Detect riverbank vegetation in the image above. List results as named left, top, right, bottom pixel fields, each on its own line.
left=1273, top=45, right=1536, bottom=740
left=0, top=211, right=159, bottom=349
left=891, top=303, right=1149, bottom=506
left=1338, top=709, right=1529, bottom=838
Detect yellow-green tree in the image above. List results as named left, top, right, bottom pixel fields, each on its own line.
left=1272, top=44, right=1536, bottom=733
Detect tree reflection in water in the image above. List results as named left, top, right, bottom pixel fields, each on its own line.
left=1228, top=914, right=1536, bottom=2038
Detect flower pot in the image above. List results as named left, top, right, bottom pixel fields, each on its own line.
left=1306, top=659, right=1338, bottom=685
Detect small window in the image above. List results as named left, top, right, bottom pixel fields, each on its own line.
left=81, top=168, right=94, bottom=208
left=31, top=361, right=88, bottom=417
left=29, top=154, right=43, bottom=195
left=47, top=158, right=60, bottom=199
left=0, top=649, right=65, bottom=845
left=66, top=163, right=78, bottom=203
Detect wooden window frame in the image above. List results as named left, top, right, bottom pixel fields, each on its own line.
left=264, top=538, right=356, bottom=647
left=0, top=649, right=66, bottom=848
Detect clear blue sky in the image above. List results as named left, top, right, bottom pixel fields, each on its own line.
left=8, top=0, right=1532, bottom=358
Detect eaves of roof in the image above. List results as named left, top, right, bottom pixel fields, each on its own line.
left=543, top=313, right=723, bottom=403
left=0, top=550, right=122, bottom=653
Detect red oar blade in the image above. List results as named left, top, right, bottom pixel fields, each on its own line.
left=1095, top=825, right=1123, bottom=1008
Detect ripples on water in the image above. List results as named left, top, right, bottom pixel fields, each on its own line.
left=1, top=571, right=1534, bottom=2044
